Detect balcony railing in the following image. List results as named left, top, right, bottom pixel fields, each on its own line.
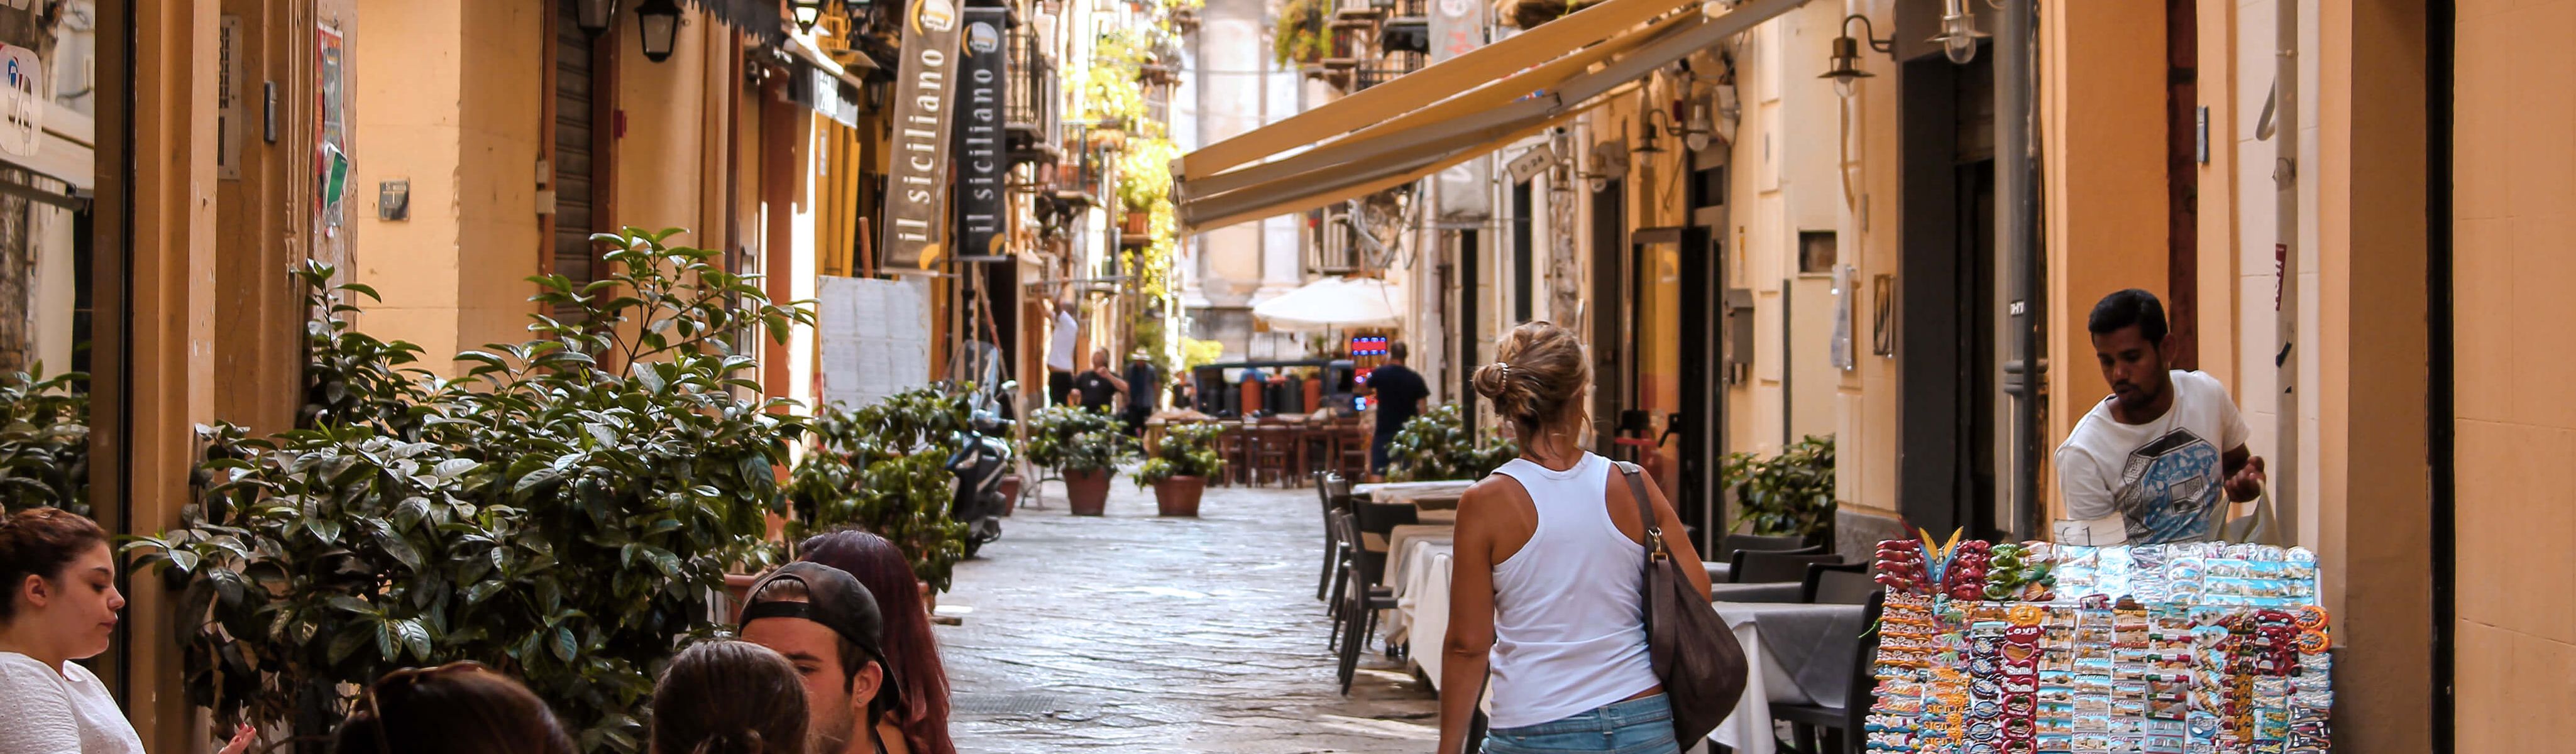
left=1353, top=51, right=1426, bottom=91
left=1378, top=0, right=1427, bottom=18
left=1005, top=27, right=1060, bottom=166
left=1306, top=208, right=1362, bottom=275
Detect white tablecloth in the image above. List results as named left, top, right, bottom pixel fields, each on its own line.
left=1395, top=541, right=1455, bottom=687
left=1704, top=601, right=1870, bottom=754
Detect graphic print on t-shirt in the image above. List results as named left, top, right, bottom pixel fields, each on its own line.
left=2111, top=429, right=2225, bottom=544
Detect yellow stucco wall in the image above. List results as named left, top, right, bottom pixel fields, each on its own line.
left=351, top=0, right=544, bottom=371
left=2452, top=0, right=2576, bottom=749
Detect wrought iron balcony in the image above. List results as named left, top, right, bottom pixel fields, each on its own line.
left=1352, top=50, right=1426, bottom=91
left=1005, top=26, right=1060, bottom=167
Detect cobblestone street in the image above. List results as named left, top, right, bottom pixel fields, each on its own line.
left=934, top=477, right=1440, bottom=753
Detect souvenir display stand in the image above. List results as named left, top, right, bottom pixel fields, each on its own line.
left=1865, top=535, right=2333, bottom=754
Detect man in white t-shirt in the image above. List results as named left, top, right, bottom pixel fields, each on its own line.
left=1045, top=298, right=1080, bottom=406
left=2054, top=289, right=2269, bottom=545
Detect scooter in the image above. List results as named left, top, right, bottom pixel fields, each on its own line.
left=948, top=380, right=1016, bottom=558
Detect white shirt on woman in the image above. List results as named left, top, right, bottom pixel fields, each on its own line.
left=1483, top=452, right=1661, bottom=729
left=0, top=651, right=147, bottom=754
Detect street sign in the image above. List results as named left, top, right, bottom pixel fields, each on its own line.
left=1505, top=144, right=1554, bottom=183
left=955, top=6, right=1009, bottom=261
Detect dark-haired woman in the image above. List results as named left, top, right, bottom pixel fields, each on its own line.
left=653, top=640, right=809, bottom=754
left=332, top=662, right=576, bottom=754
left=1434, top=322, right=1715, bottom=754
left=0, top=507, right=258, bottom=754
left=796, top=530, right=953, bottom=754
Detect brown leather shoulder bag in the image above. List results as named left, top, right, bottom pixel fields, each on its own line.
left=1615, top=461, right=1749, bottom=745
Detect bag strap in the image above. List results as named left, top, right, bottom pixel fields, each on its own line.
left=1613, top=461, right=1667, bottom=563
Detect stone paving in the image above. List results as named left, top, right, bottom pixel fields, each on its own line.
left=934, top=476, right=1442, bottom=753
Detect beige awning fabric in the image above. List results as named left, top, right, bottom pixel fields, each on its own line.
left=1174, top=0, right=1808, bottom=230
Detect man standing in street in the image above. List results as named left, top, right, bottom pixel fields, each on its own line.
left=1121, top=351, right=1159, bottom=435
left=1071, top=348, right=1126, bottom=415
left=1358, top=341, right=1429, bottom=480
left=1046, top=298, right=1081, bottom=407
left=2055, top=289, right=2269, bottom=545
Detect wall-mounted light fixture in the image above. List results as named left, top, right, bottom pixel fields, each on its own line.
left=576, top=0, right=619, bottom=36
left=1639, top=103, right=1714, bottom=154
left=1820, top=14, right=1895, bottom=99
left=1929, top=0, right=1988, bottom=65
left=637, top=0, right=682, bottom=63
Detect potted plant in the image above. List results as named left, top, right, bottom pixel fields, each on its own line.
left=1025, top=406, right=1131, bottom=515
left=1724, top=434, right=1837, bottom=545
left=1387, top=403, right=1521, bottom=481
left=1135, top=422, right=1224, bottom=516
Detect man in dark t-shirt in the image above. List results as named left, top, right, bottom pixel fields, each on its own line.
left=1071, top=349, right=1126, bottom=414
left=1120, top=354, right=1159, bottom=435
left=1358, top=341, right=1430, bottom=478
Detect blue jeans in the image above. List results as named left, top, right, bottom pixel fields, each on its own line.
left=1483, top=694, right=1680, bottom=754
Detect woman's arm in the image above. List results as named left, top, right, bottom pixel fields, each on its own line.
left=1434, top=483, right=1505, bottom=754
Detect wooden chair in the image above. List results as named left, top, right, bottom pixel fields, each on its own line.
left=1211, top=424, right=1248, bottom=487
left=1770, top=590, right=1885, bottom=754
left=1249, top=424, right=1296, bottom=486
left=1336, top=425, right=1373, bottom=478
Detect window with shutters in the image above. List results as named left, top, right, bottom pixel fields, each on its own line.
left=553, top=0, right=613, bottom=322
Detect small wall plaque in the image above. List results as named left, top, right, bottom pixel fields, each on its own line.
left=378, top=180, right=409, bottom=221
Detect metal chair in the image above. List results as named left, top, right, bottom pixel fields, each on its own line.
left=1719, top=533, right=1810, bottom=560
left=1729, top=545, right=1835, bottom=584
left=1770, top=589, right=1885, bottom=754
left=1316, top=471, right=1350, bottom=601
left=1331, top=510, right=1400, bottom=694
left=1801, top=561, right=1878, bottom=605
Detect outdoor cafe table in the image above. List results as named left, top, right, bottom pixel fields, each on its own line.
left=1397, top=540, right=1456, bottom=687
left=1705, top=581, right=1803, bottom=603
left=1704, top=601, right=1873, bottom=754
left=1353, top=479, right=1475, bottom=506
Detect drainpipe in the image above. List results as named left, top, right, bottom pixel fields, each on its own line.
left=2271, top=0, right=2299, bottom=545
left=1997, top=0, right=2043, bottom=540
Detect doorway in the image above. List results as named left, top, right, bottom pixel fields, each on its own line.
left=1588, top=178, right=1625, bottom=455
left=1897, top=50, right=2005, bottom=540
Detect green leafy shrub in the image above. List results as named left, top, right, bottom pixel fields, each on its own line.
left=1387, top=404, right=1520, bottom=481
left=786, top=388, right=971, bottom=593
left=1273, top=0, right=1327, bottom=65
left=1133, top=422, right=1225, bottom=488
left=1023, top=405, right=1132, bottom=473
left=1725, top=434, right=1837, bottom=538
left=126, top=229, right=814, bottom=752
left=0, top=366, right=86, bottom=517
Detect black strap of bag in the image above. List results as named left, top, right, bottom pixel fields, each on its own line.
left=1616, top=461, right=1750, bottom=746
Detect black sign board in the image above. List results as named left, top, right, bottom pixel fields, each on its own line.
left=954, top=5, right=1010, bottom=261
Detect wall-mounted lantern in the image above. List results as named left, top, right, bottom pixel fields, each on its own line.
left=638, top=0, right=681, bottom=63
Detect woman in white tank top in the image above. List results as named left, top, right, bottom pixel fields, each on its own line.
left=1434, top=322, right=1715, bottom=754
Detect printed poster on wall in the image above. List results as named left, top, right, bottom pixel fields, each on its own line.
left=953, top=4, right=1009, bottom=261
left=878, top=0, right=965, bottom=271
left=317, top=23, right=350, bottom=242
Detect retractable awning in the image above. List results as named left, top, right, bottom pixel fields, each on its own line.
left=1174, top=0, right=1808, bottom=230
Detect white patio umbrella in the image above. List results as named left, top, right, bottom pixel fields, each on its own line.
left=1252, top=276, right=1405, bottom=332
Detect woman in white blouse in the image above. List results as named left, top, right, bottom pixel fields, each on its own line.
left=0, top=506, right=255, bottom=754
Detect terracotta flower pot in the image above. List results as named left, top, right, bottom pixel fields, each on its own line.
left=1065, top=468, right=1113, bottom=516
left=997, top=474, right=1023, bottom=516
left=1153, top=476, right=1207, bottom=517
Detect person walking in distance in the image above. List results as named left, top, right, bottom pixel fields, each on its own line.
left=797, top=530, right=957, bottom=754
left=651, top=640, right=810, bottom=754
left=1357, top=341, right=1429, bottom=480
left=1045, top=299, right=1081, bottom=407
left=0, top=507, right=258, bottom=754
left=1436, top=322, right=1714, bottom=754
left=2055, top=289, right=2268, bottom=545
left=737, top=562, right=903, bottom=754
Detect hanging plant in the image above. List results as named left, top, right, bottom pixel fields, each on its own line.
left=1274, top=0, right=1328, bottom=66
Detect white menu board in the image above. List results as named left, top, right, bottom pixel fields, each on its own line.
left=817, top=275, right=932, bottom=410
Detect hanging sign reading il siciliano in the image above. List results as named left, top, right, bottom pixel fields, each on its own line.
left=880, top=0, right=964, bottom=271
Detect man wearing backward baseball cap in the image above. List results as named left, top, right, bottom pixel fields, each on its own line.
left=739, top=562, right=903, bottom=754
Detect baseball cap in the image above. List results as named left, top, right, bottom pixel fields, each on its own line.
left=739, top=562, right=903, bottom=711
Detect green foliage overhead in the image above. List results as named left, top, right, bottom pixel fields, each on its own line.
left=1387, top=404, right=1521, bottom=482
left=1726, top=434, right=1836, bottom=538
left=1274, top=0, right=1327, bottom=66
left=126, top=229, right=816, bottom=753
left=785, top=388, right=973, bottom=593
left=0, top=366, right=86, bottom=517
left=1023, top=405, right=1133, bottom=474
left=1134, top=422, right=1225, bottom=488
